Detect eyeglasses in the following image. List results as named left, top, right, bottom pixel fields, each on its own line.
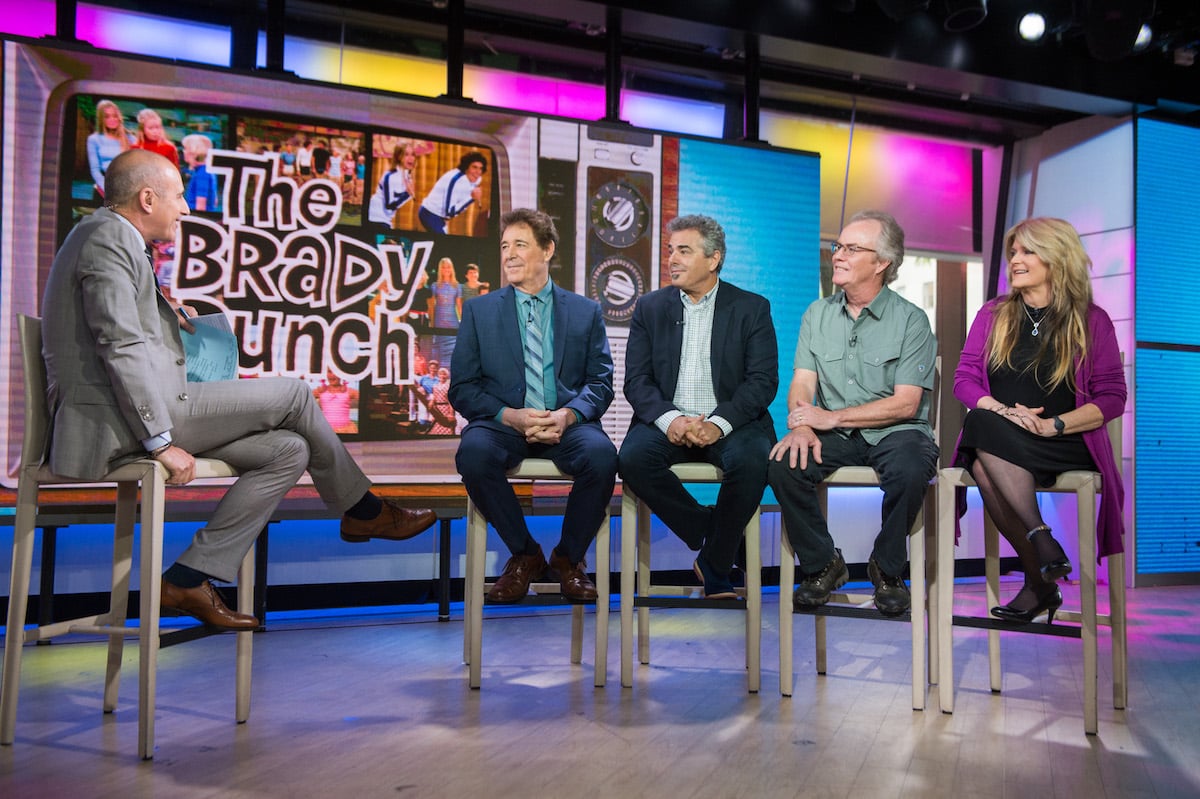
left=829, top=242, right=878, bottom=256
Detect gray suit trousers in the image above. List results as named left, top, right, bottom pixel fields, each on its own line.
left=168, top=377, right=372, bottom=581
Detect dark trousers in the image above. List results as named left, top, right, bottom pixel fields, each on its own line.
left=618, top=421, right=774, bottom=576
left=456, top=421, right=617, bottom=564
left=767, top=428, right=937, bottom=577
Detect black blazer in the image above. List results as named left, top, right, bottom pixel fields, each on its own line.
left=623, top=280, right=778, bottom=433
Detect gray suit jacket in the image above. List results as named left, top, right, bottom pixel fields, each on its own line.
left=40, top=207, right=188, bottom=479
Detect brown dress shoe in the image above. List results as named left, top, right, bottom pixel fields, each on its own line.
left=341, top=499, right=437, bottom=543
left=161, top=578, right=259, bottom=630
left=486, top=547, right=548, bottom=604
left=548, top=549, right=598, bottom=603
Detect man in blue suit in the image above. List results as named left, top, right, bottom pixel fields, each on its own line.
left=450, top=208, right=617, bottom=603
left=620, top=215, right=778, bottom=598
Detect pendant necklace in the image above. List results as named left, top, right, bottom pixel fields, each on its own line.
left=1022, top=302, right=1046, bottom=337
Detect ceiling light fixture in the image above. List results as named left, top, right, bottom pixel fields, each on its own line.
left=1133, top=23, right=1153, bottom=51
left=1018, top=12, right=1047, bottom=42
left=1085, top=0, right=1155, bottom=61
left=944, top=0, right=987, bottom=32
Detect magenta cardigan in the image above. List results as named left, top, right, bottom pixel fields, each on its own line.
left=953, top=298, right=1127, bottom=559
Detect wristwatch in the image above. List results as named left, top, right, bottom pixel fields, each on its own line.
left=1052, top=416, right=1065, bottom=436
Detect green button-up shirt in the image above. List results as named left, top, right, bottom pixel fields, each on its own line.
left=793, top=286, right=937, bottom=445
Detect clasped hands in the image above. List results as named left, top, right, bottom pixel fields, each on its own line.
left=994, top=402, right=1055, bottom=437
left=504, top=407, right=575, bottom=444
left=666, top=415, right=721, bottom=448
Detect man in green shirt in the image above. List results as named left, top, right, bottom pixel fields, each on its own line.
left=767, top=210, right=938, bottom=616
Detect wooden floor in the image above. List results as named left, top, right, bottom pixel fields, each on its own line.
left=1, top=581, right=1198, bottom=799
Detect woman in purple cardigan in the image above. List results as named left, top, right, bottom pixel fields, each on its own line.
left=953, top=217, right=1126, bottom=623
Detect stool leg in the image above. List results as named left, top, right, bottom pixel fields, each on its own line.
left=0, top=474, right=39, bottom=745
left=745, top=513, right=761, bottom=694
left=138, top=468, right=166, bottom=760
left=1109, top=552, right=1128, bottom=710
left=104, top=482, right=137, bottom=714
left=814, top=485, right=829, bottom=675
left=463, top=508, right=476, bottom=665
left=570, top=606, right=584, bottom=664
left=1079, top=483, right=1099, bottom=735
left=236, top=544, right=255, bottom=723
left=594, top=514, right=610, bottom=688
left=779, top=523, right=795, bottom=697
left=909, top=511, right=926, bottom=711
left=925, top=488, right=938, bottom=688
left=636, top=499, right=651, bottom=666
left=620, top=492, right=636, bottom=687
left=467, top=503, right=485, bottom=689
left=936, top=476, right=957, bottom=714
left=985, top=514, right=1002, bottom=693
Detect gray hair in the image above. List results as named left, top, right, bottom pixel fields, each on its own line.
left=666, top=214, right=726, bottom=272
left=848, top=209, right=905, bottom=284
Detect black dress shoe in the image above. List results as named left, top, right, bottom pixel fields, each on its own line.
left=161, top=578, right=259, bottom=630
left=793, top=549, right=849, bottom=609
left=991, top=586, right=1064, bottom=623
left=341, top=499, right=437, bottom=543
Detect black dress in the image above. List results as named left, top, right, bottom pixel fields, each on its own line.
left=956, top=305, right=1096, bottom=487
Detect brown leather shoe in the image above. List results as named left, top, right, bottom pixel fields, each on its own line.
left=548, top=549, right=598, bottom=603
left=486, top=547, right=548, bottom=604
left=341, top=499, right=437, bottom=543
left=161, top=578, right=259, bottom=630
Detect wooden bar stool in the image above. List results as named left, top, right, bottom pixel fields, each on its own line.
left=463, top=458, right=610, bottom=688
left=619, top=463, right=762, bottom=692
left=1, top=314, right=254, bottom=760
left=935, top=415, right=1127, bottom=733
left=779, top=474, right=937, bottom=710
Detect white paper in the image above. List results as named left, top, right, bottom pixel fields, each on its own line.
left=182, top=313, right=239, bottom=382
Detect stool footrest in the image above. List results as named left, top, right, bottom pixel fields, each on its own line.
left=633, top=596, right=748, bottom=610
left=483, top=594, right=599, bottom=607
left=951, top=614, right=1082, bottom=638
left=792, top=604, right=912, bottom=623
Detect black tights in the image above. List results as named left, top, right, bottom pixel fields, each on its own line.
left=969, top=451, right=1066, bottom=608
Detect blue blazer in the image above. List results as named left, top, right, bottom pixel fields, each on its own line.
left=449, top=283, right=614, bottom=433
left=623, top=280, right=778, bottom=434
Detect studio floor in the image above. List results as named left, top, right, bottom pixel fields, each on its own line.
left=1, top=580, right=1197, bottom=799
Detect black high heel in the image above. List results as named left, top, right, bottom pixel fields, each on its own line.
left=1028, top=526, right=1072, bottom=583
left=991, top=586, right=1064, bottom=623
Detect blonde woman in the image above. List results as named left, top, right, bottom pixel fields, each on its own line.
left=951, top=217, right=1126, bottom=623
left=133, top=108, right=179, bottom=167
left=87, top=99, right=134, bottom=198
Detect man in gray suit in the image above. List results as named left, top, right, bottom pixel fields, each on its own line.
left=40, top=150, right=437, bottom=630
